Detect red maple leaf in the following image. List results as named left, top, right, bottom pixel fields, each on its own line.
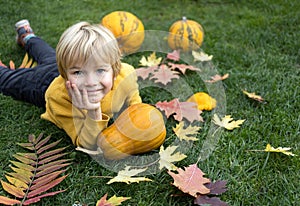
left=155, top=98, right=203, bottom=122
left=167, top=50, right=180, bottom=61
left=168, top=164, right=211, bottom=197
left=150, top=64, right=180, bottom=85
left=135, top=66, right=158, bottom=80
left=168, top=62, right=200, bottom=74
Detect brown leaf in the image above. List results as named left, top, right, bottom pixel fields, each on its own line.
left=168, top=62, right=200, bottom=74
left=205, top=180, right=227, bottom=195
left=155, top=98, right=203, bottom=122
left=168, top=164, right=210, bottom=197
left=194, top=195, right=228, bottom=206
left=205, top=73, right=229, bottom=83
left=150, top=64, right=180, bottom=85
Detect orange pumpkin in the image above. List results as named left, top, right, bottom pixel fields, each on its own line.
left=97, top=103, right=166, bottom=160
left=168, top=16, right=204, bottom=52
left=101, top=11, right=145, bottom=54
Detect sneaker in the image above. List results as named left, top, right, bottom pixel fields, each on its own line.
left=15, top=19, right=35, bottom=47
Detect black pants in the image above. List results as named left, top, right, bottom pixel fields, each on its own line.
left=0, top=37, right=59, bottom=108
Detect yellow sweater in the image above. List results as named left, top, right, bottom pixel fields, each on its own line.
left=41, top=63, right=142, bottom=149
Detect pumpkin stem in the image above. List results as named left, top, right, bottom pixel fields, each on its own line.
left=182, top=16, right=187, bottom=21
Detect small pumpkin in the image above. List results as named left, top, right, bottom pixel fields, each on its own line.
left=168, top=16, right=204, bottom=52
left=97, top=103, right=166, bottom=160
left=101, top=11, right=145, bottom=54
left=186, top=92, right=216, bottom=111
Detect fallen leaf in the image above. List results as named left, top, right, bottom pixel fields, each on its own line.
left=168, top=62, right=200, bottom=74
left=205, top=180, right=228, bottom=195
left=107, top=195, right=131, bottom=206
left=243, top=90, right=265, bottom=103
left=167, top=50, right=180, bottom=61
left=168, top=164, right=210, bottom=197
left=212, top=114, right=245, bottom=130
left=205, top=73, right=229, bottom=83
left=96, top=193, right=113, bottom=206
left=264, top=144, right=297, bottom=156
left=194, top=195, right=228, bottom=206
left=139, top=52, right=162, bottom=67
left=107, top=166, right=152, bottom=184
left=173, top=121, right=200, bottom=141
left=159, top=145, right=187, bottom=171
left=135, top=66, right=158, bottom=80
left=155, top=98, right=203, bottom=122
left=150, top=64, right=180, bottom=85
left=192, top=50, right=213, bottom=62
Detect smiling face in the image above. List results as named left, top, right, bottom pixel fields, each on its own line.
left=66, top=57, right=114, bottom=103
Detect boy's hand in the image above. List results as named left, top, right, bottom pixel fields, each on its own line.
left=66, top=81, right=102, bottom=120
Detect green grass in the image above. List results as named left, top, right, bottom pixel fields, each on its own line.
left=0, top=0, right=299, bottom=205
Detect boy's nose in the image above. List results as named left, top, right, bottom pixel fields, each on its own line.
left=85, top=74, right=98, bottom=86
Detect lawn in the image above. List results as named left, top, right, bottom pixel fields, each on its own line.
left=0, top=0, right=299, bottom=205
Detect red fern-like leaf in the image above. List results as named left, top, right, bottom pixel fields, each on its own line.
left=0, top=133, right=71, bottom=205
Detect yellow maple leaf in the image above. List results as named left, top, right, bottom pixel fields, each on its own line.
left=173, top=121, right=200, bottom=141
left=212, top=114, right=245, bottom=130
left=159, top=145, right=187, bottom=171
left=106, top=166, right=152, bottom=184
left=192, top=50, right=213, bottom=62
left=243, top=90, right=265, bottom=102
left=264, top=144, right=297, bottom=156
left=107, top=195, right=131, bottom=205
left=139, top=52, right=162, bottom=67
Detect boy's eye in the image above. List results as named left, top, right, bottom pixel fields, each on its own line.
left=73, top=70, right=83, bottom=75
left=97, top=68, right=106, bottom=74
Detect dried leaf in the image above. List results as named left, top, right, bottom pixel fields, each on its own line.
left=194, top=195, right=228, bottom=206
left=0, top=195, right=21, bottom=205
left=167, top=50, right=180, bottom=61
left=205, top=180, right=228, bottom=195
left=264, top=144, right=297, bottom=156
left=0, top=133, right=70, bottom=204
left=107, top=195, right=131, bottom=205
left=107, top=166, right=152, bottom=184
left=173, top=121, right=200, bottom=141
left=205, top=73, right=229, bottom=83
left=135, top=66, right=158, bottom=80
left=168, top=164, right=210, bottom=197
left=1, top=180, right=25, bottom=198
left=192, top=50, right=213, bottom=62
left=243, top=90, right=265, bottom=103
left=155, top=98, right=203, bottom=122
left=168, top=62, right=200, bottom=74
left=9, top=60, right=15, bottom=70
left=150, top=64, right=180, bottom=85
left=159, top=145, right=187, bottom=171
left=139, top=52, right=162, bottom=67
left=212, top=114, right=245, bottom=130
left=96, top=193, right=113, bottom=206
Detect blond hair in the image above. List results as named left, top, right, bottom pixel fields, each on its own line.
left=56, top=21, right=121, bottom=79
